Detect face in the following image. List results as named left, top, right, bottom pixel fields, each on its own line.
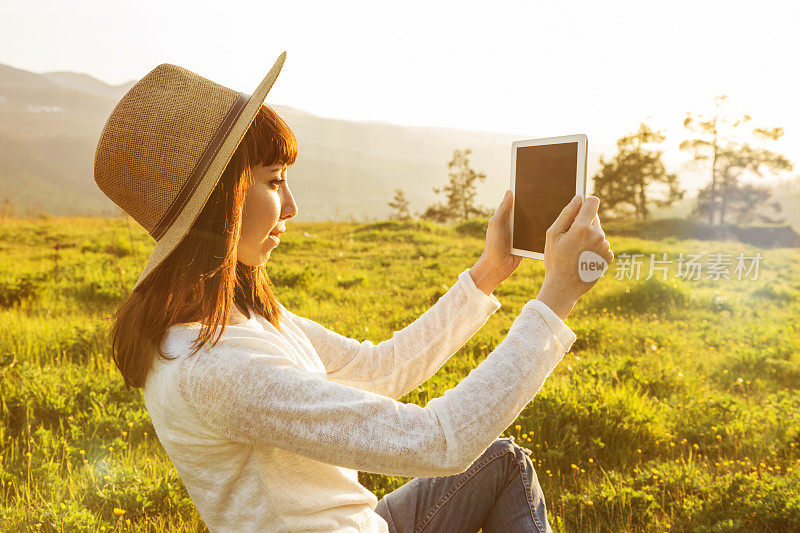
left=237, top=163, right=298, bottom=267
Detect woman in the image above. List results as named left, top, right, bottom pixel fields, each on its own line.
left=99, top=58, right=613, bottom=533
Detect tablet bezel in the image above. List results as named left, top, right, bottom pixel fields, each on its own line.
left=509, top=134, right=588, bottom=260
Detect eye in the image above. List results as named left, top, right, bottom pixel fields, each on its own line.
left=270, top=178, right=287, bottom=190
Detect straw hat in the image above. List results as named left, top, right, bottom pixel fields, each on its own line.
left=93, top=51, right=288, bottom=294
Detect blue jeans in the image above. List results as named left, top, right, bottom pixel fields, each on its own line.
left=374, top=436, right=552, bottom=533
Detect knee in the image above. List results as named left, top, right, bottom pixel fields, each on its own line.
left=486, top=437, right=516, bottom=456
left=485, top=436, right=534, bottom=465
left=483, top=437, right=545, bottom=489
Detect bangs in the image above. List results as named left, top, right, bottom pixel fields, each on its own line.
left=239, top=104, right=298, bottom=169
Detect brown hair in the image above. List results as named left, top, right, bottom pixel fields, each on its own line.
left=109, top=104, right=298, bottom=390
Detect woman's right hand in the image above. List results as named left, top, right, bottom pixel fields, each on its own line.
left=535, top=195, right=613, bottom=321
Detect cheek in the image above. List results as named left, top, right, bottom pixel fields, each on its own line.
left=241, top=189, right=279, bottom=236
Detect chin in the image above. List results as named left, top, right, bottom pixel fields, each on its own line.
left=237, top=253, right=269, bottom=268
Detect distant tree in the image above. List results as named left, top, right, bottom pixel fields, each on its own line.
left=691, top=180, right=783, bottom=224
left=421, top=148, right=492, bottom=224
left=681, top=95, right=726, bottom=224
left=717, top=139, right=791, bottom=225
left=591, top=122, right=684, bottom=221
left=681, top=95, right=793, bottom=225
left=388, top=188, right=411, bottom=220
left=0, top=197, right=16, bottom=219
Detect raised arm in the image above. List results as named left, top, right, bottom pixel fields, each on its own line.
left=174, top=298, right=576, bottom=479
left=281, top=268, right=501, bottom=400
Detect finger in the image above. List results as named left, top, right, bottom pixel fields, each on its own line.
left=600, top=238, right=613, bottom=262
left=491, top=190, right=512, bottom=221
left=593, top=214, right=606, bottom=240
left=592, top=213, right=607, bottom=238
left=500, top=189, right=512, bottom=211
left=547, top=194, right=582, bottom=235
left=572, top=195, right=600, bottom=227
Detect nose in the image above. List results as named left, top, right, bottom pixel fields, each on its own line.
left=280, top=185, right=299, bottom=221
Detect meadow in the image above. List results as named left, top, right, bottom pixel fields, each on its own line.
left=1, top=215, right=798, bottom=532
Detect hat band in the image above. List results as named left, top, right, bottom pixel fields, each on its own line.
left=150, top=91, right=250, bottom=241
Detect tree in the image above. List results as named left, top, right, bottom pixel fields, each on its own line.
left=716, top=140, right=791, bottom=225
left=421, top=148, right=492, bottom=224
left=680, top=95, right=793, bottom=225
left=388, top=188, right=411, bottom=220
left=0, top=197, right=16, bottom=219
left=418, top=202, right=451, bottom=224
left=691, top=180, right=783, bottom=224
left=681, top=95, right=727, bottom=224
left=591, top=122, right=684, bottom=221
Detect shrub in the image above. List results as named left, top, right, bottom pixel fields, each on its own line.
left=590, top=277, right=692, bottom=316
left=454, top=218, right=488, bottom=239
left=0, top=272, right=48, bottom=308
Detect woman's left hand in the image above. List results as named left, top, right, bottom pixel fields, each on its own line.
left=472, top=190, right=523, bottom=292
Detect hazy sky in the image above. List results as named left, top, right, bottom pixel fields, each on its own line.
left=3, top=0, right=799, bottom=187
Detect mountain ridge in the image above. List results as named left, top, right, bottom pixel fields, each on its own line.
left=1, top=61, right=795, bottom=230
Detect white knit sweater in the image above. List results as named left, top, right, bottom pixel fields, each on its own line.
left=142, top=268, right=577, bottom=532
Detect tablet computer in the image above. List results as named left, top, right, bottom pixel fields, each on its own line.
left=509, top=134, right=587, bottom=260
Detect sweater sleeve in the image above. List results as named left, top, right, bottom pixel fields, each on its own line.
left=280, top=268, right=502, bottom=400
left=174, top=298, right=577, bottom=479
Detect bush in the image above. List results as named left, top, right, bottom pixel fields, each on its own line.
left=0, top=272, right=48, bottom=308
left=590, top=277, right=692, bottom=316
left=454, top=218, right=488, bottom=239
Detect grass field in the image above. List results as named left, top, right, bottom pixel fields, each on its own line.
left=1, top=215, right=798, bottom=532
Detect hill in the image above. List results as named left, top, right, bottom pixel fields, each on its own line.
left=604, top=217, right=800, bottom=248
left=2, top=61, right=603, bottom=222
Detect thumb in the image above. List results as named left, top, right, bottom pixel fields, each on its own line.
left=499, top=189, right=512, bottom=211
left=491, top=190, right=513, bottom=221
left=548, top=194, right=582, bottom=235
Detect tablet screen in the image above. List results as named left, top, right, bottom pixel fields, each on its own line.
left=513, top=142, right=579, bottom=254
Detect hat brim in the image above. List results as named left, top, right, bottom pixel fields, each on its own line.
left=130, top=51, right=287, bottom=294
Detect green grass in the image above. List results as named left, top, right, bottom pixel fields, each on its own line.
left=1, top=215, right=799, bottom=532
